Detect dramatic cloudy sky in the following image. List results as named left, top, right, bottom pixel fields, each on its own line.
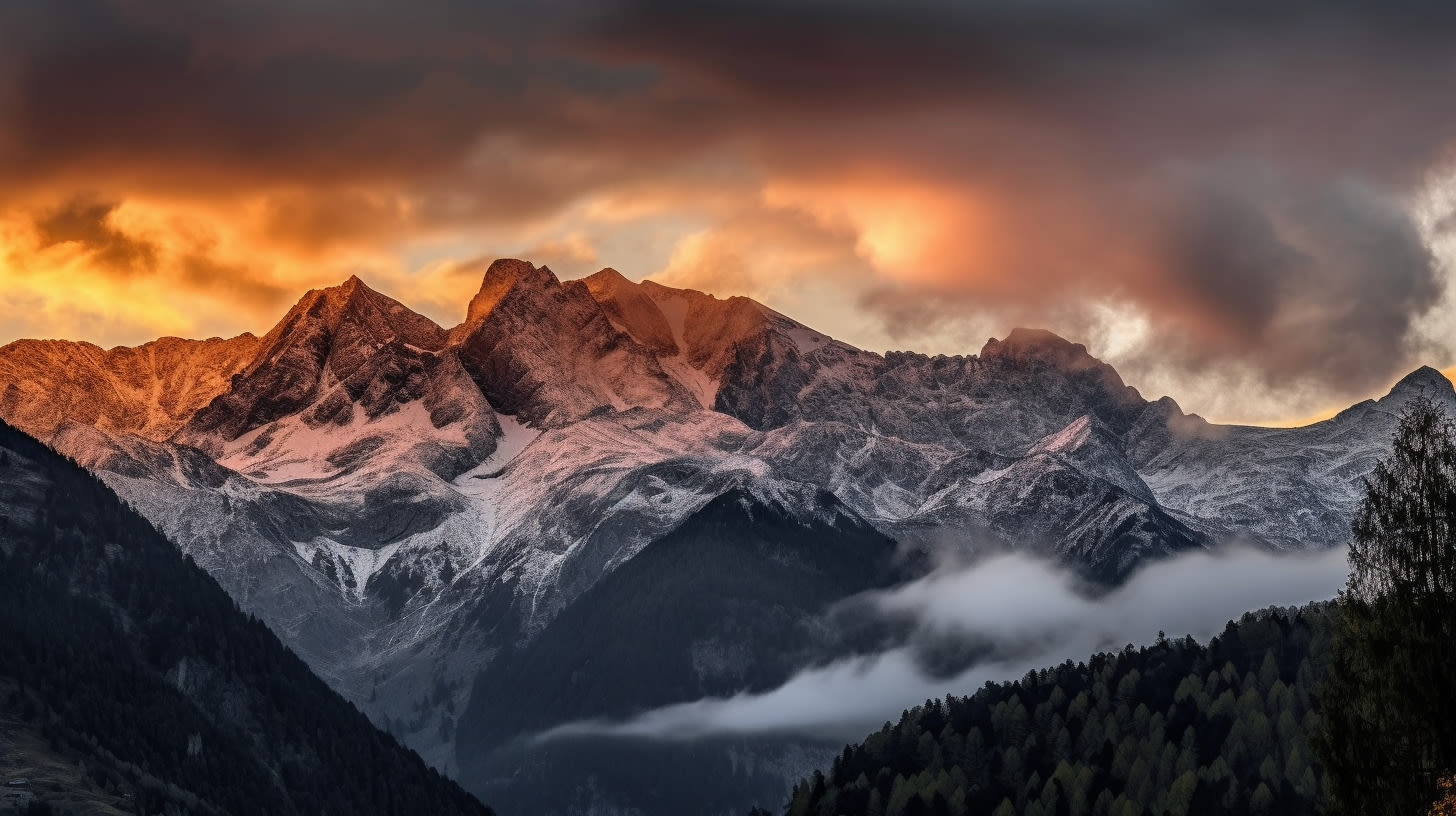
left=5, top=0, right=1456, bottom=423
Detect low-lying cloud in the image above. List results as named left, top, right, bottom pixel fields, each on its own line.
left=538, top=545, right=1349, bottom=743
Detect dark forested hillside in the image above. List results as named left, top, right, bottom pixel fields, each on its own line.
left=0, top=418, right=491, bottom=816
left=458, top=487, right=902, bottom=815
left=784, top=606, right=1331, bottom=816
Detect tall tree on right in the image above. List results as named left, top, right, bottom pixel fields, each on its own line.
left=1317, top=395, right=1456, bottom=815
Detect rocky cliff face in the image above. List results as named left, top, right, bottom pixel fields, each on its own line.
left=451, top=259, right=698, bottom=426
left=0, top=257, right=1444, bottom=814
left=0, top=333, right=259, bottom=441
left=180, top=275, right=459, bottom=446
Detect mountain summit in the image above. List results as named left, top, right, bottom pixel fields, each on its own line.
left=1385, top=364, right=1456, bottom=401
left=460, top=258, right=562, bottom=327
left=452, top=258, right=698, bottom=424
left=181, top=275, right=451, bottom=446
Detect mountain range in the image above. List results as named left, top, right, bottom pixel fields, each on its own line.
left=2, top=258, right=1448, bottom=814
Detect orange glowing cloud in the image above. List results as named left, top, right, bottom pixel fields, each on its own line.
left=761, top=173, right=998, bottom=289
left=0, top=184, right=623, bottom=348
left=0, top=193, right=401, bottom=347
left=5, top=0, right=1456, bottom=428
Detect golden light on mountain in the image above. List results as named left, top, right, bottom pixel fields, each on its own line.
left=5, top=0, right=1456, bottom=428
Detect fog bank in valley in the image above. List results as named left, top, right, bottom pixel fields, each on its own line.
left=540, top=545, right=1349, bottom=743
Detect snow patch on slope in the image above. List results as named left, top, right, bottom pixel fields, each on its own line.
left=659, top=354, right=719, bottom=409
left=293, top=538, right=408, bottom=602
left=785, top=326, right=828, bottom=354
left=1030, top=415, right=1094, bottom=455
left=219, top=400, right=468, bottom=487
left=653, top=293, right=691, bottom=352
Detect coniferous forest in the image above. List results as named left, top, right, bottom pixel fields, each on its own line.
left=782, top=606, right=1329, bottom=816
left=0, top=418, right=491, bottom=816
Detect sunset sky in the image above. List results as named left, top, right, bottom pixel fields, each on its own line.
left=5, top=1, right=1456, bottom=424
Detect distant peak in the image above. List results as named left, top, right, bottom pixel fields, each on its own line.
left=325, top=273, right=368, bottom=296
left=585, top=267, right=631, bottom=286
left=285, top=276, right=363, bottom=319
left=464, top=259, right=561, bottom=325
left=581, top=267, right=681, bottom=356
left=1384, top=365, right=1455, bottom=401
left=1007, top=327, right=1065, bottom=342
left=1150, top=395, right=1183, bottom=415
left=1399, top=364, right=1446, bottom=384
left=582, top=267, right=638, bottom=299
left=484, top=258, right=539, bottom=284
left=258, top=273, right=443, bottom=356
left=981, top=328, right=1098, bottom=369
left=307, top=273, right=376, bottom=306
left=638, top=278, right=715, bottom=301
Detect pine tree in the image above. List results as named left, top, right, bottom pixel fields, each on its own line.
left=1316, top=396, right=1456, bottom=815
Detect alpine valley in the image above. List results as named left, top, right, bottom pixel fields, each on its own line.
left=2, top=259, right=1448, bottom=815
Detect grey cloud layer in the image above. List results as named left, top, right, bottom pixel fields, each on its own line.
left=539, top=547, right=1349, bottom=743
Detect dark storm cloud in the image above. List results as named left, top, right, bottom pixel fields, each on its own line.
left=2, top=0, right=504, bottom=186
left=1144, top=168, right=1441, bottom=394
left=581, top=0, right=1456, bottom=170
left=6, top=0, right=1455, bottom=200
left=578, top=0, right=1456, bottom=403
left=0, top=0, right=665, bottom=225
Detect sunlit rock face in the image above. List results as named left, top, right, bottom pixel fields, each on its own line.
left=0, top=333, right=261, bottom=441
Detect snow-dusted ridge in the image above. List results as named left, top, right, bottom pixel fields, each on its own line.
left=0, top=258, right=1448, bottom=796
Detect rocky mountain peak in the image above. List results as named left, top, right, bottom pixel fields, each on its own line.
left=179, top=277, right=453, bottom=446
left=451, top=260, right=698, bottom=426
left=582, top=268, right=681, bottom=356
left=294, top=273, right=364, bottom=316
left=1382, top=365, right=1456, bottom=404
left=1123, top=394, right=1220, bottom=456
left=637, top=281, right=777, bottom=371
left=981, top=328, right=1102, bottom=371
left=265, top=275, right=447, bottom=356
left=462, top=259, right=561, bottom=327
left=583, top=266, right=631, bottom=288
